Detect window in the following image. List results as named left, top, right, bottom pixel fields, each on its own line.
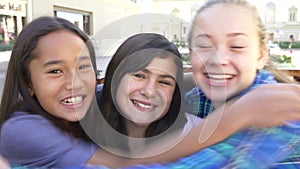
left=54, top=9, right=92, bottom=35
left=0, top=15, right=20, bottom=44
left=265, top=2, right=275, bottom=23
left=289, top=6, right=297, bottom=22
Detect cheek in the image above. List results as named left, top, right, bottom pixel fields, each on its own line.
left=157, top=88, right=176, bottom=118
left=117, top=85, right=129, bottom=99
left=190, top=53, right=205, bottom=68
left=34, top=88, right=57, bottom=116
left=235, top=57, right=258, bottom=73
left=127, top=78, right=144, bottom=94
left=116, top=78, right=132, bottom=105
left=84, top=73, right=97, bottom=88
left=163, top=87, right=176, bottom=107
left=32, top=78, right=56, bottom=98
left=30, top=69, right=59, bottom=95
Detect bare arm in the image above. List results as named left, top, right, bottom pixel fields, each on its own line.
left=122, top=83, right=300, bottom=166
left=88, top=148, right=128, bottom=168
left=88, top=83, right=300, bottom=168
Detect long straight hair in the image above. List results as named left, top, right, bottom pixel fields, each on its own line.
left=93, top=33, right=186, bottom=152
left=0, top=16, right=97, bottom=139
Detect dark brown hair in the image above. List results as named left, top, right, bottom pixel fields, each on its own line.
left=0, top=16, right=97, bottom=139
left=92, top=33, right=186, bottom=152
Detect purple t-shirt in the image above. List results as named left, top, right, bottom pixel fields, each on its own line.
left=0, top=111, right=98, bottom=168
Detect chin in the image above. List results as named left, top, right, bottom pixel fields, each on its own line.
left=69, top=112, right=85, bottom=121
left=135, top=122, right=151, bottom=127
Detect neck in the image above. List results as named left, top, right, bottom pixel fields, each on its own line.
left=125, top=120, right=148, bottom=138
left=213, top=97, right=240, bottom=110
left=212, top=99, right=226, bottom=109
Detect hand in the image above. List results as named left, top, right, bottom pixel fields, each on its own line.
left=0, top=155, right=10, bottom=169
left=231, top=83, right=300, bottom=129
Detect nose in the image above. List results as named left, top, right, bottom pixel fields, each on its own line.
left=140, top=80, right=156, bottom=98
left=209, top=48, right=230, bottom=66
left=64, top=70, right=83, bottom=91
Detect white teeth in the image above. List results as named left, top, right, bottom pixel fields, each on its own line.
left=207, top=74, right=233, bottom=84
left=133, top=100, right=153, bottom=109
left=209, top=78, right=228, bottom=84
left=207, top=74, right=233, bottom=79
left=62, top=96, right=83, bottom=105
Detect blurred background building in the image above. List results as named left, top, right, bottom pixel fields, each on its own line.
left=1, top=0, right=300, bottom=100
left=1, top=0, right=299, bottom=44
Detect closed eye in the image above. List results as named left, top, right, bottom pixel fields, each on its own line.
left=79, top=64, right=92, bottom=70
left=199, top=45, right=213, bottom=48
left=231, top=46, right=244, bottom=49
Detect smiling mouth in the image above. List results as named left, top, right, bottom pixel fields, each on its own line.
left=61, top=96, right=83, bottom=105
left=206, top=74, right=234, bottom=83
left=132, top=100, right=154, bottom=109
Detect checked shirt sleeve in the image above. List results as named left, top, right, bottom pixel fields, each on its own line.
left=140, top=70, right=300, bottom=169
left=184, top=87, right=213, bottom=118
left=121, top=125, right=300, bottom=169
left=221, top=125, right=300, bottom=169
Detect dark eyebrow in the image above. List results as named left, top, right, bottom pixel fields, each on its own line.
left=142, top=69, right=176, bottom=81
left=43, top=60, right=62, bottom=67
left=42, top=55, right=91, bottom=67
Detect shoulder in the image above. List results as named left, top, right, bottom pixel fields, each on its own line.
left=182, top=113, right=203, bottom=134
left=184, top=87, right=200, bottom=109
left=0, top=111, right=64, bottom=150
left=184, top=87, right=200, bottom=98
left=1, top=111, right=54, bottom=136
left=0, top=111, right=98, bottom=168
left=1, top=111, right=58, bottom=136
left=184, top=87, right=208, bottom=103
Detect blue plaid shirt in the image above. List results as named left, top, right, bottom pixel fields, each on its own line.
left=18, top=71, right=299, bottom=169
left=61, top=70, right=300, bottom=169
left=118, top=70, right=300, bottom=169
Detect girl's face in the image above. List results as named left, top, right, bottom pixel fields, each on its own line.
left=116, top=56, right=177, bottom=127
left=190, top=4, right=268, bottom=107
left=29, top=30, right=96, bottom=122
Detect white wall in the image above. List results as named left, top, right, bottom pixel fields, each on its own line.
left=29, top=0, right=140, bottom=34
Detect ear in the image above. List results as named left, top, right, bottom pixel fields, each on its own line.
left=28, top=84, right=34, bottom=96
left=256, top=45, right=269, bottom=70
